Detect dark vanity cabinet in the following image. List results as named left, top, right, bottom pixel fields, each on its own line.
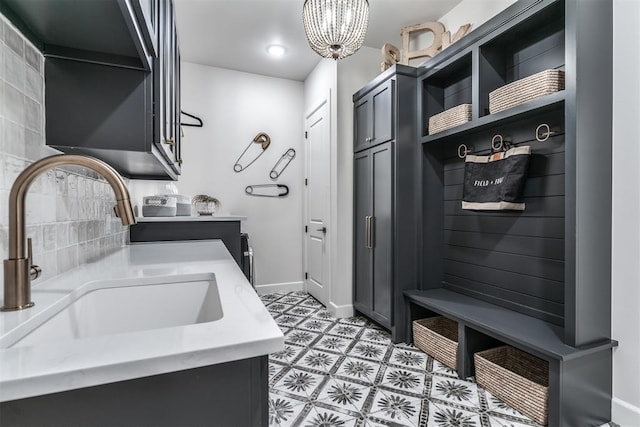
left=352, top=65, right=419, bottom=341
left=0, top=0, right=182, bottom=179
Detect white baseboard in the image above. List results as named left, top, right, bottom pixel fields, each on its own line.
left=328, top=301, right=354, bottom=318
left=255, top=281, right=303, bottom=296
left=613, top=397, right=640, bottom=426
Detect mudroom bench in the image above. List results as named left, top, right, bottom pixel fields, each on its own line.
left=405, top=288, right=617, bottom=426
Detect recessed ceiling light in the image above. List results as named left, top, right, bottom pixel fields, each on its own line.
left=267, top=44, right=286, bottom=57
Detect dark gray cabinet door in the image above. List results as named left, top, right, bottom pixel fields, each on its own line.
left=354, top=151, right=372, bottom=311
left=154, top=0, right=181, bottom=173
left=353, top=143, right=393, bottom=328
left=371, top=80, right=394, bottom=146
left=371, top=143, right=393, bottom=325
left=353, top=79, right=394, bottom=153
left=354, top=97, right=371, bottom=152
left=131, top=0, right=159, bottom=57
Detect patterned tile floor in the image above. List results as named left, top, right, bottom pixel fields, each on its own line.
left=262, top=291, right=617, bottom=427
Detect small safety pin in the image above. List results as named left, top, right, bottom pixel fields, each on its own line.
left=270, top=148, right=296, bottom=179
left=535, top=123, right=556, bottom=142
left=245, top=184, right=289, bottom=197
left=233, top=132, right=271, bottom=172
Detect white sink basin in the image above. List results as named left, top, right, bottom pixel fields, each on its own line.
left=8, top=273, right=223, bottom=348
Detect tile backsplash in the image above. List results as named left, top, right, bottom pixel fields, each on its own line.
left=0, top=15, right=128, bottom=284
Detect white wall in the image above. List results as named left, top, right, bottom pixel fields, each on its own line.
left=161, top=63, right=304, bottom=288
left=333, top=47, right=382, bottom=312
left=437, top=0, right=518, bottom=36
left=302, top=47, right=382, bottom=316
left=612, top=0, right=640, bottom=423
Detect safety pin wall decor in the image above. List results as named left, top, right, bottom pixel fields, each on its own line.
left=245, top=184, right=289, bottom=197
left=233, top=132, right=271, bottom=172
left=270, top=148, right=296, bottom=179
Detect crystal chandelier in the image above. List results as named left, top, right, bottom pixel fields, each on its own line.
left=303, top=0, right=370, bottom=60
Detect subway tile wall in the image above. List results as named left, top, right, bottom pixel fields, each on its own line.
left=0, top=15, right=128, bottom=284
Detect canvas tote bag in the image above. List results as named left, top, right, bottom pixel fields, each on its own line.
left=462, top=145, right=531, bottom=210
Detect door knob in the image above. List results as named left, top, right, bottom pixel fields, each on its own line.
left=317, top=227, right=327, bottom=234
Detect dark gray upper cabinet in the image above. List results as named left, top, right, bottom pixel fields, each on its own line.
left=1, top=0, right=153, bottom=70
left=154, top=0, right=181, bottom=173
left=1, top=0, right=181, bottom=180
left=352, top=66, right=419, bottom=341
left=353, top=79, right=394, bottom=152
left=131, top=0, right=159, bottom=58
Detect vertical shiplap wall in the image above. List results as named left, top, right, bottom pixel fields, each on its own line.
left=0, top=15, right=128, bottom=286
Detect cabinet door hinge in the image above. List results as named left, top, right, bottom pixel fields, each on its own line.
left=305, top=272, right=308, bottom=280
left=305, top=131, right=308, bottom=139
left=305, top=225, right=308, bottom=233
left=305, top=178, right=308, bottom=186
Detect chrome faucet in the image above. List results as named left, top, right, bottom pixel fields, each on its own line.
left=1, top=154, right=136, bottom=311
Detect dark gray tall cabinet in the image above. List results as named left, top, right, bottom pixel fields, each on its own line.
left=353, top=65, right=419, bottom=342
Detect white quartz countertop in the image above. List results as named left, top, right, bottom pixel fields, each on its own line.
left=0, top=240, right=283, bottom=402
left=136, top=215, right=247, bottom=222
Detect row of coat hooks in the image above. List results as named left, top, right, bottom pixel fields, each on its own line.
left=457, top=123, right=561, bottom=159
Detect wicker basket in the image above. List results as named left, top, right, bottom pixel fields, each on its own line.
left=428, top=104, right=472, bottom=135
left=412, top=317, right=458, bottom=370
left=475, top=346, right=549, bottom=425
left=489, top=69, right=565, bottom=114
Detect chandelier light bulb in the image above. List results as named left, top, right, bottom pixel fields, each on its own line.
left=303, top=0, right=370, bottom=60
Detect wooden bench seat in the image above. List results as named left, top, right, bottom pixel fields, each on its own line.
left=404, top=288, right=616, bottom=362
left=404, top=288, right=617, bottom=426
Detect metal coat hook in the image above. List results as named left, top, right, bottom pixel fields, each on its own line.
left=233, top=132, right=271, bottom=172
left=491, top=134, right=505, bottom=151
left=535, top=123, right=556, bottom=142
left=458, top=144, right=471, bottom=159
left=245, top=184, right=289, bottom=197
left=270, top=148, right=296, bottom=179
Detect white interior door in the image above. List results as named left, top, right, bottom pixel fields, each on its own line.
left=304, top=98, right=331, bottom=305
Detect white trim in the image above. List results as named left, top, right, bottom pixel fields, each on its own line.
left=255, top=281, right=304, bottom=296
left=612, top=397, right=640, bottom=426
left=328, top=301, right=354, bottom=319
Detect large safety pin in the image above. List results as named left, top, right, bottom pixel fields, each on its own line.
left=245, top=184, right=289, bottom=197
left=233, top=132, right=271, bottom=172
left=270, top=148, right=296, bottom=179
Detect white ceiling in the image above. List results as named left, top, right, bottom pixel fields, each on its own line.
left=174, top=0, right=463, bottom=81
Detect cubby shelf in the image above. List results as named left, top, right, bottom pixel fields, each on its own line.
left=408, top=0, right=614, bottom=425
left=420, top=90, right=565, bottom=144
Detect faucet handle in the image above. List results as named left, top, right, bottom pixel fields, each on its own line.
left=27, top=238, right=42, bottom=281
left=27, top=237, right=33, bottom=262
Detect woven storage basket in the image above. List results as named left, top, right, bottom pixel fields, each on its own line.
left=428, top=104, right=472, bottom=135
left=412, top=317, right=458, bottom=370
left=489, top=69, right=565, bottom=114
left=475, top=346, right=549, bottom=425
